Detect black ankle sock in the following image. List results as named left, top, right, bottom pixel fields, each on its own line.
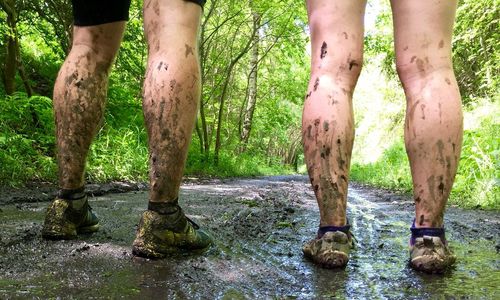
left=148, top=199, right=180, bottom=215
left=58, top=186, right=86, bottom=200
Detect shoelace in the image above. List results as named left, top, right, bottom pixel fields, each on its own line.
left=186, top=216, right=200, bottom=230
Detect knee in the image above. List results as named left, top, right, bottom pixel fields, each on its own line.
left=395, top=53, right=453, bottom=89
left=312, top=52, right=363, bottom=91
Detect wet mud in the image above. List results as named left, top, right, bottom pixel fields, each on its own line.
left=1, top=176, right=499, bottom=298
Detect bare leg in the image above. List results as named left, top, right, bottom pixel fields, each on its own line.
left=131, top=0, right=211, bottom=257
left=43, top=23, right=125, bottom=240
left=303, top=0, right=367, bottom=227
left=391, top=0, right=463, bottom=228
left=54, top=23, right=125, bottom=190
left=142, top=0, right=202, bottom=203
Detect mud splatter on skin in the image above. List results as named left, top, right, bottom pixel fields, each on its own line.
left=313, top=119, right=321, bottom=142
left=320, top=146, right=331, bottom=159
left=416, top=58, right=425, bottom=73
left=439, top=103, right=442, bottom=123
left=320, top=42, right=328, bottom=59
left=436, top=140, right=446, bottom=167
left=438, top=178, right=445, bottom=195
left=408, top=99, right=421, bottom=138
left=336, top=138, right=346, bottom=171
left=55, top=52, right=111, bottom=188
left=415, top=197, right=421, bottom=204
left=410, top=56, right=417, bottom=63
left=427, top=175, right=436, bottom=200
left=185, top=44, right=194, bottom=58
left=153, top=0, right=160, bottom=16
left=313, top=78, right=320, bottom=91
left=421, top=37, right=431, bottom=49
left=305, top=91, right=312, bottom=99
left=420, top=104, right=426, bottom=120
left=318, top=159, right=346, bottom=225
left=323, top=121, right=329, bottom=132
left=307, top=125, right=313, bottom=140
left=404, top=46, right=409, bottom=51
left=142, top=53, right=200, bottom=201
left=445, top=78, right=451, bottom=85
left=348, top=60, right=359, bottom=71
left=342, top=32, right=348, bottom=40
left=438, top=40, right=444, bottom=49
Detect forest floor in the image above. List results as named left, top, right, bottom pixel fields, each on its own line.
left=1, top=176, right=499, bottom=299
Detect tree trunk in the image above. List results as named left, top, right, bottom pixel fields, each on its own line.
left=214, top=23, right=258, bottom=165
left=198, top=0, right=218, bottom=160
left=16, top=39, right=33, bottom=97
left=2, top=0, right=17, bottom=95
left=239, top=11, right=261, bottom=151
left=195, top=120, right=204, bottom=156
left=1, top=0, right=33, bottom=96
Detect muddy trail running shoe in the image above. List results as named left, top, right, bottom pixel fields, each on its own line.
left=303, top=224, right=353, bottom=269
left=42, top=195, right=99, bottom=240
left=132, top=205, right=212, bottom=258
left=409, top=222, right=456, bottom=273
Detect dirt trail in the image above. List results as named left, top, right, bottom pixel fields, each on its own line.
left=1, top=176, right=499, bottom=299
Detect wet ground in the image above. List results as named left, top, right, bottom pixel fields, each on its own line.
left=1, top=176, right=499, bottom=299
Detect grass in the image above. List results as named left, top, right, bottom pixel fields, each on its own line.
left=0, top=92, right=293, bottom=186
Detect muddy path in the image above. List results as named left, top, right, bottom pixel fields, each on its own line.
left=1, top=176, right=499, bottom=299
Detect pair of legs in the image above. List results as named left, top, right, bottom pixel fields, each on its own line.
left=54, top=0, right=201, bottom=204
left=45, top=0, right=211, bottom=252
left=303, top=0, right=463, bottom=269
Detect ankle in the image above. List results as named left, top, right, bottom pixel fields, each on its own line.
left=58, top=187, right=87, bottom=209
left=148, top=199, right=180, bottom=215
left=410, top=219, right=447, bottom=245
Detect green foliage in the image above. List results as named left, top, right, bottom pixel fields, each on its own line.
left=186, top=150, right=290, bottom=178
left=351, top=140, right=412, bottom=192
left=364, top=3, right=395, bottom=79
left=0, top=93, right=57, bottom=184
left=452, top=100, right=499, bottom=209
left=351, top=97, right=499, bottom=210
left=86, top=126, right=149, bottom=183
left=453, top=0, right=499, bottom=101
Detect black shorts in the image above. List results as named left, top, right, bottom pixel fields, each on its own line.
left=72, top=0, right=206, bottom=26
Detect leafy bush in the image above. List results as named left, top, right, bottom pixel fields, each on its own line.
left=0, top=94, right=57, bottom=184
left=453, top=0, right=499, bottom=101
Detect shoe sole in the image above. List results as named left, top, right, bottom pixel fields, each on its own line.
left=77, top=224, right=100, bottom=234
left=42, top=229, right=77, bottom=240
left=314, top=250, right=349, bottom=269
left=132, top=243, right=171, bottom=259
left=42, top=224, right=99, bottom=240
left=132, top=240, right=212, bottom=259
left=410, top=255, right=450, bottom=273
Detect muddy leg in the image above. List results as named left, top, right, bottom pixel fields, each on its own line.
left=303, top=0, right=366, bottom=227
left=142, top=0, right=202, bottom=203
left=54, top=23, right=125, bottom=190
left=391, top=0, right=463, bottom=228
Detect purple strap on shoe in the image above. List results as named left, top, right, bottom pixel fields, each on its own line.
left=410, top=219, right=446, bottom=246
left=318, top=224, right=351, bottom=238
